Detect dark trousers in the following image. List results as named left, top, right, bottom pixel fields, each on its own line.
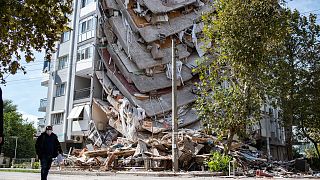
left=40, top=157, right=53, bottom=180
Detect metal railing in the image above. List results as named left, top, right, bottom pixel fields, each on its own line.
left=74, top=87, right=91, bottom=100
left=38, top=98, right=47, bottom=112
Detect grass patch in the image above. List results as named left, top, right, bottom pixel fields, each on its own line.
left=0, top=168, right=40, bottom=173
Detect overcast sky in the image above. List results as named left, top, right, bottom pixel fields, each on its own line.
left=1, top=0, right=319, bottom=128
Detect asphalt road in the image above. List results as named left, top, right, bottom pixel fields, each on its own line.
left=0, top=172, right=244, bottom=180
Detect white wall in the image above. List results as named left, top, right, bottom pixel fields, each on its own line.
left=92, top=103, right=109, bottom=130
left=58, top=41, right=71, bottom=57
left=76, top=59, right=92, bottom=76
left=80, top=3, right=96, bottom=17
left=53, top=96, right=66, bottom=111
left=53, top=124, right=65, bottom=142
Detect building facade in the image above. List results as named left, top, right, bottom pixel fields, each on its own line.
left=38, top=0, right=287, bottom=160
left=39, top=0, right=98, bottom=149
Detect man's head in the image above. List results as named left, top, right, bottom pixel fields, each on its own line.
left=46, top=126, right=53, bottom=136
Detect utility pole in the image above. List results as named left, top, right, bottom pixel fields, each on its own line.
left=10, top=136, right=18, bottom=159
left=264, top=105, right=271, bottom=161
left=172, top=39, right=179, bottom=172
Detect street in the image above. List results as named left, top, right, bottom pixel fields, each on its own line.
left=0, top=171, right=240, bottom=180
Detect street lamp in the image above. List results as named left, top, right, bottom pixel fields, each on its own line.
left=10, top=136, right=18, bottom=159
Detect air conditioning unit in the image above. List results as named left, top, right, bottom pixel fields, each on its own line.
left=71, top=135, right=83, bottom=143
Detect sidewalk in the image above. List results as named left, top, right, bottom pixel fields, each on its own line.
left=0, top=168, right=224, bottom=177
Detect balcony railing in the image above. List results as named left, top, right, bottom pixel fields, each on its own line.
left=74, top=87, right=90, bottom=100
left=38, top=98, right=47, bottom=112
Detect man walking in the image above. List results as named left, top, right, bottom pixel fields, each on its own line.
left=35, top=125, right=62, bottom=180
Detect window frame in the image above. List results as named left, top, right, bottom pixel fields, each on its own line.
left=58, top=56, right=68, bottom=70
left=77, top=44, right=93, bottom=61
left=52, top=113, right=64, bottom=125
left=61, top=31, right=70, bottom=43
left=81, top=0, right=96, bottom=8
left=78, top=16, right=95, bottom=42
left=56, top=83, right=66, bottom=97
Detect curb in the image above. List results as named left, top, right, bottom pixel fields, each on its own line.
left=0, top=168, right=223, bottom=177
left=49, top=170, right=224, bottom=177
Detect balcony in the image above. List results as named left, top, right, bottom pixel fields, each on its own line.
left=74, top=88, right=90, bottom=101
left=80, top=2, right=96, bottom=17
left=37, top=117, right=46, bottom=126
left=76, top=59, right=92, bottom=78
left=38, top=98, right=48, bottom=112
left=41, top=72, right=50, bottom=87
left=78, top=30, right=95, bottom=43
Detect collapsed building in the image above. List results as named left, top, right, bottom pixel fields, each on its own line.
left=39, top=0, right=287, bottom=171
left=90, top=0, right=208, bottom=144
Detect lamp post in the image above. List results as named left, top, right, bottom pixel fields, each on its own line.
left=10, top=136, right=18, bottom=159
left=171, top=39, right=178, bottom=172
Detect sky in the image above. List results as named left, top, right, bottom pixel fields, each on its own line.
left=1, top=0, right=319, bottom=128
left=1, top=51, right=47, bottom=127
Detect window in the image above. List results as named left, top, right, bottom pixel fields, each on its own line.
left=79, top=17, right=95, bottom=42
left=81, top=0, right=96, bottom=8
left=77, top=45, right=93, bottom=61
left=52, top=113, right=64, bottom=125
left=58, top=56, right=68, bottom=70
left=56, top=83, right=66, bottom=97
left=61, top=31, right=70, bottom=43
left=80, top=18, right=94, bottom=33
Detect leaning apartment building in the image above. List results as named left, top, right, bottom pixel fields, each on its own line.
left=38, top=0, right=287, bottom=160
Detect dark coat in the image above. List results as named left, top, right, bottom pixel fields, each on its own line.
left=35, top=132, right=62, bottom=159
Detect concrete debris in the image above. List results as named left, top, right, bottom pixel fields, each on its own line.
left=62, top=128, right=316, bottom=177
left=58, top=0, right=317, bottom=177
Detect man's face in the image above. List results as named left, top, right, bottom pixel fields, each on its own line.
left=46, top=130, right=52, bottom=135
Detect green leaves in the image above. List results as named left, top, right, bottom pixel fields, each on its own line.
left=0, top=0, right=72, bottom=83
left=196, top=0, right=289, bottom=153
left=273, top=9, right=320, bottom=158
left=3, top=100, right=37, bottom=158
left=205, top=151, right=232, bottom=172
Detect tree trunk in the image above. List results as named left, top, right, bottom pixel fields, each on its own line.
left=284, top=87, right=294, bottom=160
left=313, top=142, right=320, bottom=159
left=225, top=127, right=236, bottom=155
left=285, top=119, right=293, bottom=160
left=301, top=122, right=320, bottom=160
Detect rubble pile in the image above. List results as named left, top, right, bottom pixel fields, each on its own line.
left=64, top=130, right=217, bottom=171
left=62, top=129, right=316, bottom=177
left=60, top=0, right=317, bottom=177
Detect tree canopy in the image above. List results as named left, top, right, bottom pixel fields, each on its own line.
left=0, top=0, right=72, bottom=82
left=274, top=10, right=320, bottom=159
left=197, top=0, right=289, bottom=153
left=197, top=0, right=320, bottom=158
left=2, top=100, right=36, bottom=158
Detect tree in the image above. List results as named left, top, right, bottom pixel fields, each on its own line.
left=2, top=100, right=36, bottom=158
left=297, top=14, right=320, bottom=159
left=274, top=11, right=320, bottom=160
left=196, top=0, right=289, bottom=154
left=0, top=0, right=72, bottom=82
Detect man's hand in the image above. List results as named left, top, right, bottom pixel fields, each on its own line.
left=0, top=137, right=2, bottom=144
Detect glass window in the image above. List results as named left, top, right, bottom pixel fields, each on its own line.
left=58, top=56, right=68, bottom=70
left=81, top=0, right=96, bottom=8
left=56, top=83, right=66, bottom=97
left=61, top=31, right=70, bottom=43
left=52, top=113, right=64, bottom=125
left=77, top=45, right=93, bottom=61
left=79, top=17, right=94, bottom=33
